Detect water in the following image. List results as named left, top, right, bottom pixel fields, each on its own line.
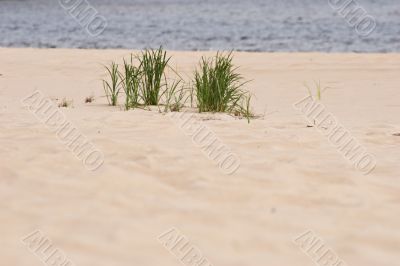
left=0, top=0, right=399, bottom=52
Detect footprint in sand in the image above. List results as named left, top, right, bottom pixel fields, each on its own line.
left=393, top=133, right=400, bottom=137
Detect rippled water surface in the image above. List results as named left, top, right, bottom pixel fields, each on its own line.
left=1, top=0, right=399, bottom=51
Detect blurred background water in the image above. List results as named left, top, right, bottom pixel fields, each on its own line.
left=0, top=0, right=399, bottom=52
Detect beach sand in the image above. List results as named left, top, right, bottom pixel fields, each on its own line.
left=1, top=48, right=399, bottom=265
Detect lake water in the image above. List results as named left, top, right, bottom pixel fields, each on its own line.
left=0, top=0, right=399, bottom=52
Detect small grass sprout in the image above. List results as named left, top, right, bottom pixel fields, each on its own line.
left=103, top=62, right=122, bottom=106
left=171, top=87, right=188, bottom=112
left=163, top=78, right=182, bottom=112
left=164, top=80, right=190, bottom=113
left=304, top=80, right=329, bottom=126
left=305, top=80, right=329, bottom=101
left=233, top=93, right=254, bottom=123
left=162, top=65, right=188, bottom=113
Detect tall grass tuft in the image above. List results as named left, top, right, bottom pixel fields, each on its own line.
left=138, top=47, right=170, bottom=105
left=194, top=52, right=249, bottom=113
left=120, top=56, right=141, bottom=110
left=103, top=62, right=122, bottom=106
left=100, top=50, right=254, bottom=122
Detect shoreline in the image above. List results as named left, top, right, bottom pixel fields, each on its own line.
left=3, top=46, right=400, bottom=54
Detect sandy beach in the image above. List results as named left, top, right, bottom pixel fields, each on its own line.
left=1, top=48, right=400, bottom=266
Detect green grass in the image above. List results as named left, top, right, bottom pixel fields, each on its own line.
left=138, top=47, right=170, bottom=105
left=163, top=78, right=190, bottom=113
left=103, top=48, right=186, bottom=112
left=194, top=52, right=253, bottom=119
left=304, top=80, right=329, bottom=126
left=120, top=56, right=141, bottom=110
left=101, top=50, right=254, bottom=122
left=103, top=62, right=121, bottom=106
left=194, top=52, right=247, bottom=112
left=305, top=80, right=328, bottom=101
left=234, top=94, right=253, bottom=123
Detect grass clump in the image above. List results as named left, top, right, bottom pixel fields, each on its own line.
left=120, top=56, right=141, bottom=110
left=193, top=52, right=253, bottom=121
left=102, top=47, right=182, bottom=111
left=101, top=49, right=254, bottom=122
left=138, top=47, right=170, bottom=105
left=103, top=62, right=122, bottom=106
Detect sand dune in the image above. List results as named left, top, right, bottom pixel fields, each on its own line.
left=1, top=48, right=399, bottom=266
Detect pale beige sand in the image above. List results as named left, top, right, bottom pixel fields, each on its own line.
left=1, top=48, right=399, bottom=266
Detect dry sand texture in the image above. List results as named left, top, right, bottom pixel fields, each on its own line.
left=0, top=48, right=400, bottom=266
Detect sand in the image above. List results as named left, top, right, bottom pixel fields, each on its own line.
left=1, top=48, right=399, bottom=266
